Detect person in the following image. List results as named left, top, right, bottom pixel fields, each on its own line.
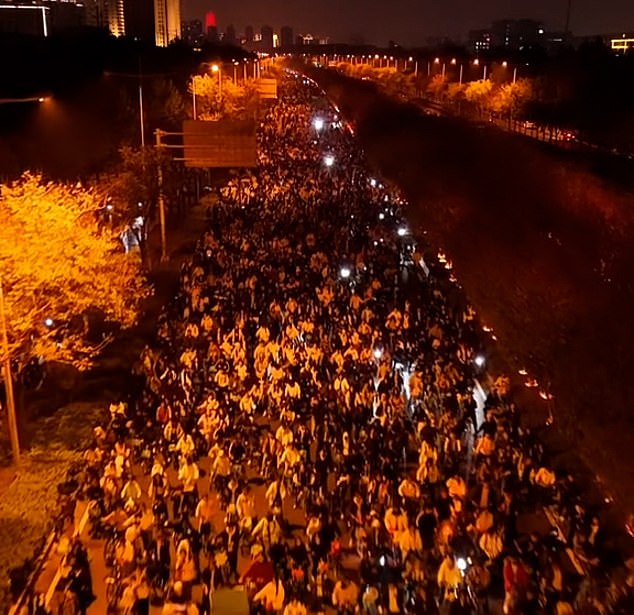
left=253, top=576, right=285, bottom=613
left=177, top=456, right=200, bottom=515
left=283, top=596, right=308, bottom=615
left=437, top=555, right=462, bottom=605
left=503, top=557, right=529, bottom=613
left=331, top=578, right=359, bottom=614
left=449, top=589, right=474, bottom=615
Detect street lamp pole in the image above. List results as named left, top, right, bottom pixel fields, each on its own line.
left=154, top=130, right=168, bottom=262
left=139, top=81, right=145, bottom=147
left=192, top=76, right=197, bottom=120
left=0, top=276, right=20, bottom=464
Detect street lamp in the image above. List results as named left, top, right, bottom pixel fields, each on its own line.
left=44, top=318, right=54, bottom=327
left=313, top=117, right=325, bottom=132
left=323, top=154, right=335, bottom=168
left=397, top=226, right=409, bottom=237
left=211, top=63, right=222, bottom=97
left=340, top=266, right=351, bottom=279
left=474, top=354, right=486, bottom=368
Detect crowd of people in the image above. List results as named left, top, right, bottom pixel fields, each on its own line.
left=44, top=71, right=634, bottom=615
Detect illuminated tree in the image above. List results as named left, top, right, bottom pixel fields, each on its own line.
left=426, top=74, right=448, bottom=101
left=489, top=79, right=534, bottom=122
left=465, top=79, right=494, bottom=118
left=189, top=74, right=260, bottom=120
left=0, top=173, right=151, bottom=372
left=447, top=82, right=467, bottom=111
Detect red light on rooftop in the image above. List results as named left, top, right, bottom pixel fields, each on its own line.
left=205, top=11, right=217, bottom=29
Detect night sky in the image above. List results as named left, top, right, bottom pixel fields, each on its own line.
left=183, top=0, right=634, bottom=46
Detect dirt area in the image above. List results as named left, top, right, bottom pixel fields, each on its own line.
left=311, top=67, right=634, bottom=530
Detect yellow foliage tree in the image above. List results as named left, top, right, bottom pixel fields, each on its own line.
left=465, top=79, right=494, bottom=117
left=426, top=74, right=448, bottom=100
left=0, top=173, right=151, bottom=371
left=190, top=74, right=260, bottom=120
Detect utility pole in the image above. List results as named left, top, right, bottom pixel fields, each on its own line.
left=565, top=0, right=573, bottom=35
left=192, top=76, right=197, bottom=120
left=0, top=276, right=20, bottom=464
left=139, top=82, right=145, bottom=147
left=154, top=130, right=168, bottom=262
left=138, top=56, right=145, bottom=147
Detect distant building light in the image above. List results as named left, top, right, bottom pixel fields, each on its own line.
left=611, top=38, right=634, bottom=53
left=538, top=28, right=544, bottom=34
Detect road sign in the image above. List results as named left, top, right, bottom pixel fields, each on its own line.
left=256, top=78, right=278, bottom=99
left=182, top=120, right=257, bottom=168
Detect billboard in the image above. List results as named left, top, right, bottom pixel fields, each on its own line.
left=256, top=78, right=278, bottom=99
left=182, top=119, right=257, bottom=168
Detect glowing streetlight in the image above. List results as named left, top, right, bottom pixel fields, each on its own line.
left=370, top=178, right=377, bottom=187
left=313, top=117, right=324, bottom=131
left=451, top=58, right=457, bottom=65
left=434, top=57, right=440, bottom=64
left=323, top=154, right=335, bottom=168
left=502, top=61, right=508, bottom=67
left=379, top=212, right=385, bottom=220
left=397, top=226, right=409, bottom=237
left=44, top=318, right=54, bottom=327
left=457, top=557, right=468, bottom=572
left=340, top=266, right=351, bottom=279
left=473, top=58, right=480, bottom=66
left=474, top=354, right=486, bottom=368
left=373, top=347, right=383, bottom=359
left=211, top=63, right=222, bottom=97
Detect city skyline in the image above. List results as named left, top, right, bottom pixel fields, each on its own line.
left=182, top=0, right=634, bottom=45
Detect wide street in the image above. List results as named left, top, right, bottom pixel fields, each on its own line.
left=33, top=68, right=613, bottom=615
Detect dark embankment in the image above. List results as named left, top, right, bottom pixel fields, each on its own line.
left=307, top=65, right=634, bottom=518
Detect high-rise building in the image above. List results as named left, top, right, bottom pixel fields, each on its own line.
left=105, top=0, right=125, bottom=36
left=154, top=0, right=180, bottom=46
left=490, top=19, right=544, bottom=49
left=182, top=18, right=202, bottom=45
left=280, top=25, right=293, bottom=48
left=205, top=10, right=217, bottom=41
left=0, top=0, right=85, bottom=36
left=0, top=3, right=50, bottom=36
left=225, top=23, right=236, bottom=45
left=260, top=24, right=273, bottom=51
left=469, top=28, right=492, bottom=52
left=124, top=0, right=154, bottom=41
